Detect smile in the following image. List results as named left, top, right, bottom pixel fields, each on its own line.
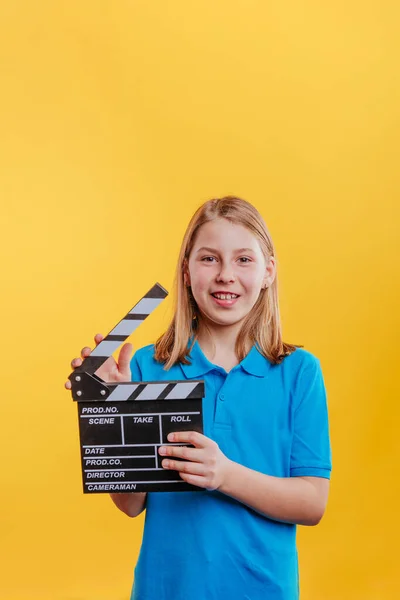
left=211, top=293, right=239, bottom=300
left=210, top=293, right=240, bottom=307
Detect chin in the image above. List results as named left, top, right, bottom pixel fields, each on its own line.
left=210, top=315, right=245, bottom=328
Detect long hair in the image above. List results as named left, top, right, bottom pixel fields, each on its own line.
left=154, top=196, right=301, bottom=369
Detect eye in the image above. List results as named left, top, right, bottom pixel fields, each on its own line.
left=201, top=256, right=217, bottom=262
left=238, top=257, right=251, bottom=263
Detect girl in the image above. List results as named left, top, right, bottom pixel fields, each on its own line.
left=66, top=196, right=331, bottom=600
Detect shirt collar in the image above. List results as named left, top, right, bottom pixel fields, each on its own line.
left=180, top=338, right=272, bottom=379
left=180, top=339, right=217, bottom=379
left=240, top=344, right=273, bottom=377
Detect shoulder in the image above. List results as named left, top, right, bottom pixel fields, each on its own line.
left=133, top=343, right=156, bottom=362
left=281, top=347, right=321, bottom=372
left=280, top=347, right=324, bottom=393
left=131, top=343, right=183, bottom=380
left=131, top=343, right=158, bottom=372
left=280, top=348, right=327, bottom=409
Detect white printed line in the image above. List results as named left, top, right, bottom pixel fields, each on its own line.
left=159, top=414, right=162, bottom=445
left=85, top=480, right=184, bottom=485
left=120, top=416, right=125, bottom=445
left=83, top=443, right=190, bottom=448
left=80, top=411, right=200, bottom=418
left=83, top=455, right=155, bottom=460
left=85, top=468, right=165, bottom=473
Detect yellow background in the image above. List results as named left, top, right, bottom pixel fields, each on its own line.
left=1, top=1, right=399, bottom=599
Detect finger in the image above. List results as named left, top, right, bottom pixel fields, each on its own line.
left=167, top=431, right=207, bottom=447
left=94, top=333, right=104, bottom=345
left=65, top=381, right=71, bottom=390
left=71, top=357, right=83, bottom=369
left=178, top=472, right=210, bottom=489
left=80, top=346, right=91, bottom=359
left=118, top=343, right=133, bottom=373
left=158, top=445, right=203, bottom=463
left=161, top=459, right=205, bottom=476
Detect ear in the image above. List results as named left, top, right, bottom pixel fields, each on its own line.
left=183, top=260, right=191, bottom=287
left=263, top=256, right=276, bottom=288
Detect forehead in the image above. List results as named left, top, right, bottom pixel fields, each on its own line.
left=192, top=219, right=261, bottom=252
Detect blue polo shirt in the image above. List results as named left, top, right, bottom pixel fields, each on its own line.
left=129, top=340, right=331, bottom=600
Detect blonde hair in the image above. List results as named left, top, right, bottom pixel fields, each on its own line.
left=154, top=196, right=301, bottom=368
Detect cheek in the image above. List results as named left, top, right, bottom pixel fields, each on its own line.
left=191, top=269, right=211, bottom=292
left=242, top=269, right=264, bottom=290
left=194, top=280, right=210, bottom=297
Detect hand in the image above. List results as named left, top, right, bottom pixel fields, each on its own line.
left=158, top=431, right=232, bottom=491
left=64, top=333, right=133, bottom=389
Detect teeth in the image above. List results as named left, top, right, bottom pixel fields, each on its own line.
left=213, top=293, right=238, bottom=300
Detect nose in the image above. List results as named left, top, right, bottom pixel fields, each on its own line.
left=216, top=262, right=236, bottom=283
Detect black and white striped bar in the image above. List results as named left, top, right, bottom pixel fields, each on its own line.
left=70, top=282, right=168, bottom=377
left=105, top=380, right=204, bottom=402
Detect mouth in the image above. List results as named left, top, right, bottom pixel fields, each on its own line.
left=211, top=292, right=240, bottom=300
left=210, top=292, right=240, bottom=306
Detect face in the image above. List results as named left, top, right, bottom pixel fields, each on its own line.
left=184, top=218, right=275, bottom=331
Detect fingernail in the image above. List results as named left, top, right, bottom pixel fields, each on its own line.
left=168, top=433, right=175, bottom=442
left=162, top=460, right=170, bottom=468
left=158, top=447, right=166, bottom=455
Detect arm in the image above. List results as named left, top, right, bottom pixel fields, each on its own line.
left=109, top=492, right=147, bottom=518
left=160, top=356, right=331, bottom=525
left=219, top=356, right=331, bottom=525
left=108, top=350, right=148, bottom=518
left=159, top=433, right=329, bottom=526
left=219, top=461, right=329, bottom=526
left=66, top=336, right=151, bottom=518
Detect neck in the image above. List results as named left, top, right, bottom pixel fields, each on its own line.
left=196, top=321, right=246, bottom=360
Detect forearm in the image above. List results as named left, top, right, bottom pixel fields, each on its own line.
left=219, top=461, right=326, bottom=526
left=109, top=492, right=147, bottom=518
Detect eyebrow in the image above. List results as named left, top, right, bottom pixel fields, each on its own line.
left=196, top=247, right=256, bottom=254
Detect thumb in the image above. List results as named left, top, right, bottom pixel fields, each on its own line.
left=118, top=342, right=133, bottom=374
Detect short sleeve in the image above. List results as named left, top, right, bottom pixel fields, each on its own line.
left=290, top=357, right=332, bottom=479
left=130, top=351, right=143, bottom=382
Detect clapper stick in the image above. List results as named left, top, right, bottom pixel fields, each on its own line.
left=69, top=282, right=205, bottom=494
left=68, top=282, right=203, bottom=402
left=69, top=282, right=167, bottom=400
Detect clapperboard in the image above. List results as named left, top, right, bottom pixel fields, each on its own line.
left=69, top=283, right=204, bottom=494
